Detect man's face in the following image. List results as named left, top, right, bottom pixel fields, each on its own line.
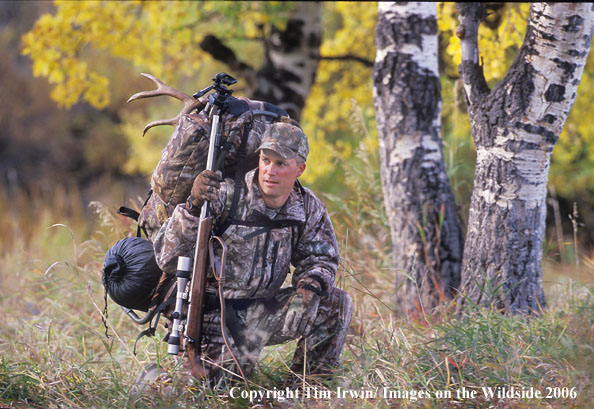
left=258, top=149, right=306, bottom=208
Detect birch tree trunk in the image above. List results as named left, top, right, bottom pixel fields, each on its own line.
left=456, top=3, right=594, bottom=314
left=373, top=2, right=464, bottom=315
left=201, top=2, right=322, bottom=121
left=251, top=2, right=322, bottom=121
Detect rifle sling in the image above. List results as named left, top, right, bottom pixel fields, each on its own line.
left=116, top=189, right=152, bottom=238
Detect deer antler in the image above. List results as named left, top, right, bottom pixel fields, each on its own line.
left=127, top=73, right=207, bottom=136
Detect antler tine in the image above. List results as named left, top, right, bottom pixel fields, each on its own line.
left=141, top=97, right=206, bottom=136
left=128, top=73, right=207, bottom=135
left=142, top=119, right=177, bottom=136
left=128, top=73, right=195, bottom=104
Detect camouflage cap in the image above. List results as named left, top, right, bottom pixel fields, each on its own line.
left=257, top=123, right=309, bottom=162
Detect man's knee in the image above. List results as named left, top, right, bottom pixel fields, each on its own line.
left=315, top=286, right=352, bottom=332
left=324, top=286, right=352, bottom=315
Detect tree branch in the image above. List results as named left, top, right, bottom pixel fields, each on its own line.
left=199, top=34, right=256, bottom=88
left=455, top=2, right=490, bottom=106
left=320, top=54, right=373, bottom=67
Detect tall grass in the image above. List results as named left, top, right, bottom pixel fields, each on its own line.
left=1, top=166, right=593, bottom=408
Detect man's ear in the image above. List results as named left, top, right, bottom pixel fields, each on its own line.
left=296, top=162, right=306, bottom=178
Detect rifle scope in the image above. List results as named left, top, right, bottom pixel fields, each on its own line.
left=168, top=256, right=192, bottom=355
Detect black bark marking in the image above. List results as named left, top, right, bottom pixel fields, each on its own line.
left=541, top=114, right=557, bottom=124
left=563, top=15, right=584, bottom=32
left=273, top=19, right=306, bottom=53
left=460, top=60, right=490, bottom=98
left=541, top=33, right=556, bottom=41
left=251, top=64, right=305, bottom=120
left=404, top=14, right=438, bottom=48
left=502, top=139, right=542, bottom=153
left=275, top=69, right=301, bottom=84
left=552, top=58, right=577, bottom=77
left=376, top=13, right=437, bottom=50
left=375, top=53, right=441, bottom=133
left=531, top=6, right=554, bottom=21
left=568, top=49, right=588, bottom=57
left=307, top=32, right=322, bottom=49
left=523, top=46, right=540, bottom=56
left=512, top=64, right=536, bottom=113
left=475, top=61, right=535, bottom=148
left=514, top=121, right=557, bottom=144
left=544, top=84, right=566, bottom=102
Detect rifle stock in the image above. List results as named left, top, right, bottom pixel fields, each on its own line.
left=185, top=215, right=213, bottom=379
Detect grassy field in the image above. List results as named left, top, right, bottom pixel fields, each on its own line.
left=0, top=181, right=592, bottom=409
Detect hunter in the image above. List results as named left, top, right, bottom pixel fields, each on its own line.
left=153, top=122, right=352, bottom=382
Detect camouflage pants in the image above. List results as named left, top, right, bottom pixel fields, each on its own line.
left=199, top=286, right=352, bottom=381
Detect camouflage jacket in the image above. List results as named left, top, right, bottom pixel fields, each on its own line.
left=153, top=169, right=339, bottom=299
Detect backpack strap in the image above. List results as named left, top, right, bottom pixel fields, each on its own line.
left=117, top=206, right=140, bottom=221
left=251, top=110, right=280, bottom=119
left=116, top=190, right=152, bottom=238
left=132, top=283, right=177, bottom=355
left=295, top=180, right=309, bottom=240
left=231, top=218, right=303, bottom=240
left=215, top=113, right=253, bottom=236
left=215, top=175, right=309, bottom=240
left=226, top=96, right=250, bottom=116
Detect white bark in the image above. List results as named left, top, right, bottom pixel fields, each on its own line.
left=377, top=3, right=439, bottom=75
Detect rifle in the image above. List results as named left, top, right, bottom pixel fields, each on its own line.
left=166, top=73, right=239, bottom=380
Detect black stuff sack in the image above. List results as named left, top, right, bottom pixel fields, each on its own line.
left=102, top=237, right=162, bottom=312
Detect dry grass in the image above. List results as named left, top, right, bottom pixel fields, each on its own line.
left=0, top=169, right=592, bottom=408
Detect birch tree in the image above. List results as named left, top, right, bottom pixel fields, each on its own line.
left=373, top=2, right=464, bottom=315
left=456, top=3, right=594, bottom=314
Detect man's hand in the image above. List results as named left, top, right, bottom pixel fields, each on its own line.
left=188, top=170, right=222, bottom=210
left=282, top=286, right=320, bottom=338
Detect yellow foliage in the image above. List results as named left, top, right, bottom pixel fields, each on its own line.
left=21, top=1, right=284, bottom=110
left=21, top=1, right=377, bottom=187
left=438, top=3, right=529, bottom=83
left=21, top=1, right=594, bottom=199
left=120, top=109, right=169, bottom=176
left=301, top=2, right=377, bottom=185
